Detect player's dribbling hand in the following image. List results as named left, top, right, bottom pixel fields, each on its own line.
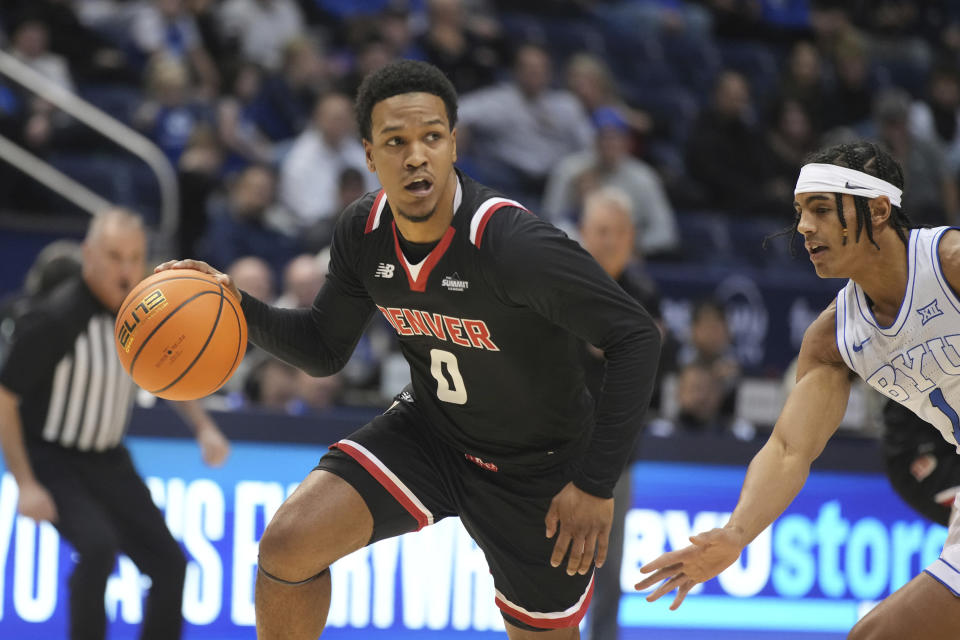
left=545, top=482, right=613, bottom=576
left=634, top=526, right=745, bottom=610
left=17, top=481, right=58, bottom=523
left=154, top=259, right=241, bottom=302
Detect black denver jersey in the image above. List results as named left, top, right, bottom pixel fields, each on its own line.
left=241, top=171, right=660, bottom=496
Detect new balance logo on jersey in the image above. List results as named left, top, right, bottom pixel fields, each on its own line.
left=441, top=272, right=469, bottom=292
left=375, top=263, right=395, bottom=279
left=918, top=299, right=944, bottom=326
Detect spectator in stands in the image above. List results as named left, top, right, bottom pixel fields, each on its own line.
left=216, top=62, right=276, bottom=173
left=375, top=3, right=423, bottom=61
left=336, top=32, right=394, bottom=99
left=294, top=369, right=343, bottom=412
left=764, top=97, right=818, bottom=207
left=278, top=92, right=376, bottom=233
left=648, top=362, right=755, bottom=441
left=130, top=0, right=219, bottom=97
left=6, top=18, right=75, bottom=151
left=134, top=55, right=213, bottom=166
left=276, top=253, right=326, bottom=309
left=775, top=41, right=827, bottom=132
left=808, top=0, right=861, bottom=63
left=227, top=255, right=276, bottom=304
left=217, top=0, right=305, bottom=72
left=542, top=107, right=679, bottom=258
left=874, top=88, right=959, bottom=226
left=685, top=70, right=781, bottom=214
left=0, top=1, right=132, bottom=84
left=254, top=36, right=328, bottom=141
left=199, top=164, right=301, bottom=276
left=458, top=42, right=594, bottom=206
left=177, top=123, right=224, bottom=256
left=8, top=18, right=73, bottom=92
left=242, top=356, right=300, bottom=412
left=416, top=0, right=503, bottom=94
left=677, top=299, right=742, bottom=422
left=821, top=31, right=878, bottom=133
left=910, top=61, right=960, bottom=175
left=565, top=53, right=653, bottom=144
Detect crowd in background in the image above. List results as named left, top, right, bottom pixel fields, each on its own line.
left=3, top=0, right=960, bottom=440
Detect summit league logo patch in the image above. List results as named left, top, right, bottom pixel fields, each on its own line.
left=442, top=272, right=469, bottom=292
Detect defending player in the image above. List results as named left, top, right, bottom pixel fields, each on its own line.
left=636, top=140, right=960, bottom=638
left=158, top=60, right=661, bottom=639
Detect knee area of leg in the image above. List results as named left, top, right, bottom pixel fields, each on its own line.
left=258, top=513, right=306, bottom=562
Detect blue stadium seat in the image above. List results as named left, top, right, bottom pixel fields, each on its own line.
left=675, top=210, right=738, bottom=265
left=47, top=153, right=162, bottom=225
left=77, top=85, right=142, bottom=125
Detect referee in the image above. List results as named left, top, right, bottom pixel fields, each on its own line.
left=0, top=208, right=231, bottom=640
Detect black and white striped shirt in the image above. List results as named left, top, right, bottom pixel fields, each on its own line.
left=0, top=276, right=134, bottom=451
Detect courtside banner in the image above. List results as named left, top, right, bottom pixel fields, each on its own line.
left=0, top=440, right=942, bottom=639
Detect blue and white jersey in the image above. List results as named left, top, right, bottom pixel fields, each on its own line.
left=837, top=227, right=960, bottom=450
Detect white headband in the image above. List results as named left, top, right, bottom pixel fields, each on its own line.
left=794, top=163, right=902, bottom=208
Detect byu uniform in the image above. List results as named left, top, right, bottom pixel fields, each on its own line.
left=239, top=170, right=661, bottom=629
left=835, top=226, right=960, bottom=593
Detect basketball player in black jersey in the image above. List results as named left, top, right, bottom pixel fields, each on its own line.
left=158, top=60, right=661, bottom=639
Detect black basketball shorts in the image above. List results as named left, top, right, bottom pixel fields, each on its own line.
left=315, top=394, right=595, bottom=630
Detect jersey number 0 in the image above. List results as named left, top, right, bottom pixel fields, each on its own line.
left=430, top=349, right=467, bottom=404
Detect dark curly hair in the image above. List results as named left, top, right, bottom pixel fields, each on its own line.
left=784, top=141, right=913, bottom=252
left=354, top=60, right=458, bottom=141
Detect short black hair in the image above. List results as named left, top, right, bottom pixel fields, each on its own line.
left=354, top=60, right=458, bottom=141
left=783, top=140, right=913, bottom=252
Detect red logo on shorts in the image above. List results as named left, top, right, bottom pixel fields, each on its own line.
left=465, top=453, right=498, bottom=472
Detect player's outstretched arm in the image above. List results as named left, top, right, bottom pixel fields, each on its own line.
left=635, top=304, right=852, bottom=609
left=156, top=256, right=374, bottom=377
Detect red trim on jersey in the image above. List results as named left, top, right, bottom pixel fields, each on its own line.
left=392, top=221, right=456, bottom=292
left=330, top=441, right=430, bottom=530
left=474, top=202, right=524, bottom=248
left=495, top=573, right=594, bottom=629
left=364, top=190, right=387, bottom=234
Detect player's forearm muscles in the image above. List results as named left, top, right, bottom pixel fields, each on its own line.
left=726, top=366, right=849, bottom=545
left=239, top=292, right=372, bottom=376
left=725, top=438, right=812, bottom=544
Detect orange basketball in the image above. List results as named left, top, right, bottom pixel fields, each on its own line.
left=114, top=268, right=247, bottom=400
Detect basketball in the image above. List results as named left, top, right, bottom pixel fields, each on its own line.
left=114, top=269, right=247, bottom=400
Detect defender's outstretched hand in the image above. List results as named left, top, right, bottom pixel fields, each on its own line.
left=634, top=527, right=744, bottom=610
left=154, top=259, right=241, bottom=302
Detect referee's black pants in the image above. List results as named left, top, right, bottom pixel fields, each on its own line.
left=28, top=441, right=187, bottom=640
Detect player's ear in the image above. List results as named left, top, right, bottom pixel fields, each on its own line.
left=451, top=127, right=457, bottom=163
left=363, top=139, right=376, bottom=173
left=869, top=195, right=892, bottom=227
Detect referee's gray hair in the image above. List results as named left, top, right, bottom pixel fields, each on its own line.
left=582, top=185, right=634, bottom=221
left=86, top=207, right=145, bottom=242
